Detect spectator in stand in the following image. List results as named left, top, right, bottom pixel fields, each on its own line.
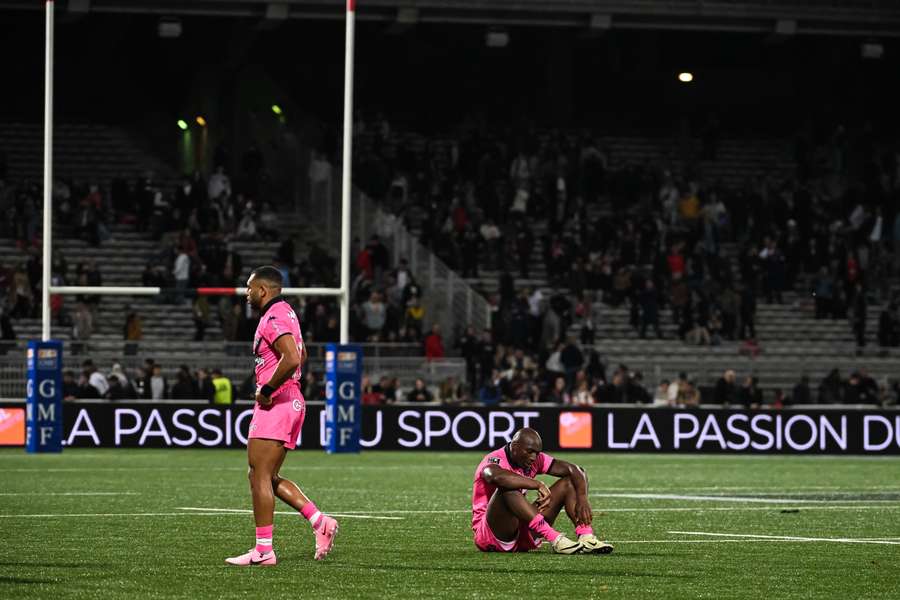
left=170, top=366, right=197, bottom=399
left=738, top=376, right=762, bottom=409
left=851, top=281, right=867, bottom=350
left=424, top=324, right=445, bottom=361
left=639, top=279, right=662, bottom=339
left=195, top=368, right=216, bottom=403
left=653, top=379, right=670, bottom=406
left=406, top=378, right=433, bottom=403
left=361, top=376, right=385, bottom=406
left=878, top=302, right=899, bottom=349
left=542, top=376, right=570, bottom=404
left=62, top=370, right=79, bottom=401
left=404, top=296, right=425, bottom=340
left=818, top=369, right=843, bottom=403
left=668, top=372, right=688, bottom=406
left=8, top=267, right=33, bottom=318
left=361, top=291, right=386, bottom=341
left=458, top=326, right=480, bottom=393
left=236, top=211, right=258, bottom=240
left=791, top=375, right=812, bottom=405
left=124, top=308, right=143, bottom=341
left=193, top=295, right=210, bottom=341
left=713, top=369, right=737, bottom=405
left=479, top=220, right=501, bottom=269
left=81, top=360, right=109, bottom=398
left=439, top=376, right=465, bottom=405
left=571, top=379, right=596, bottom=406
left=559, top=336, right=584, bottom=388
left=478, top=369, right=502, bottom=406
left=303, top=371, right=324, bottom=402
left=173, top=247, right=190, bottom=305
left=207, top=165, right=231, bottom=202
left=107, top=373, right=137, bottom=400
left=377, top=376, right=400, bottom=404
left=147, top=364, right=168, bottom=400
left=460, top=224, right=481, bottom=278
left=681, top=380, right=701, bottom=407
left=72, top=302, right=94, bottom=341
left=739, top=283, right=757, bottom=340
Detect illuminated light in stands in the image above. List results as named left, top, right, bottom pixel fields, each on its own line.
left=271, top=104, right=283, bottom=116
left=678, top=72, right=694, bottom=83
left=195, top=116, right=207, bottom=127
left=176, top=120, right=188, bottom=131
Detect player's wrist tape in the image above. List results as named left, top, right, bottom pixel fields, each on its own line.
left=260, top=384, right=276, bottom=398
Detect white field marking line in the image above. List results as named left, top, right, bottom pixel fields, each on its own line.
left=597, top=486, right=900, bottom=492
left=594, top=505, right=900, bottom=512
left=0, top=512, right=250, bottom=519
left=592, top=493, right=900, bottom=504
left=175, top=507, right=403, bottom=520
left=669, top=531, right=900, bottom=546
left=0, top=465, right=467, bottom=473
left=0, top=491, right=139, bottom=496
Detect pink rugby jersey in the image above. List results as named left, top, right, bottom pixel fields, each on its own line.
left=471, top=444, right=554, bottom=529
left=253, top=298, right=304, bottom=396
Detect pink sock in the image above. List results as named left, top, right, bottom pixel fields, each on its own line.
left=528, top=514, right=562, bottom=543
left=300, top=502, right=323, bottom=529
left=575, top=524, right=594, bottom=537
left=255, top=525, right=273, bottom=554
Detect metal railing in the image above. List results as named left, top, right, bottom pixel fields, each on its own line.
left=0, top=355, right=465, bottom=399
left=310, top=166, right=491, bottom=344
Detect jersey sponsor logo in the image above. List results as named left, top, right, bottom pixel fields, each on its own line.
left=487, top=456, right=500, bottom=465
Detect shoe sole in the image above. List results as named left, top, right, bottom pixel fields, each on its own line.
left=584, top=545, right=615, bottom=555
left=315, top=523, right=339, bottom=560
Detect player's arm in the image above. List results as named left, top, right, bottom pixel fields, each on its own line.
left=256, top=333, right=302, bottom=406
left=546, top=459, right=593, bottom=526
left=482, top=465, right=551, bottom=505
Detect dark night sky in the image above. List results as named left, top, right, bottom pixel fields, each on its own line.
left=1, top=10, right=897, bottom=134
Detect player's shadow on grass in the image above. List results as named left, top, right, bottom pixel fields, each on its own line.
left=348, top=563, right=696, bottom=579
left=0, top=562, right=101, bottom=569
left=0, top=576, right=56, bottom=585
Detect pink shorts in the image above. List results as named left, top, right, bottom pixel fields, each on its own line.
left=248, top=387, right=306, bottom=450
left=473, top=518, right=541, bottom=553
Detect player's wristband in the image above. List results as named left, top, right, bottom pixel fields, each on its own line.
left=260, top=384, right=276, bottom=398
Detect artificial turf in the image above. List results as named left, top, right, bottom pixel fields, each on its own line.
left=1, top=449, right=899, bottom=599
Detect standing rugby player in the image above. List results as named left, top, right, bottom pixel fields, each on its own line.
left=226, top=266, right=338, bottom=566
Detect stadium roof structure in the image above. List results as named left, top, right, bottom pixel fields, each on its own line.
left=3, top=0, right=900, bottom=37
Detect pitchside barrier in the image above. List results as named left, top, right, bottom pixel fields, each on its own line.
left=25, top=285, right=362, bottom=453
left=1, top=401, right=899, bottom=455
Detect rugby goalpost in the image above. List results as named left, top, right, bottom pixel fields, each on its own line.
left=39, top=0, right=357, bottom=343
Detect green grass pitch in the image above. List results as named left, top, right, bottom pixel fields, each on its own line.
left=1, top=449, right=899, bottom=599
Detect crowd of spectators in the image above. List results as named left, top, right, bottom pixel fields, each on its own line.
left=62, top=358, right=235, bottom=404
left=3, top=115, right=900, bottom=405
left=348, top=112, right=900, bottom=406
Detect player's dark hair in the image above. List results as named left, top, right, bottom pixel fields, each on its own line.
left=250, top=265, right=284, bottom=287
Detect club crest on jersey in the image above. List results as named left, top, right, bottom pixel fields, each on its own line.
left=292, top=399, right=303, bottom=412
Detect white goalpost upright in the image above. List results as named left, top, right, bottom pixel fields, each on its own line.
left=41, top=0, right=55, bottom=342
left=40, top=0, right=358, bottom=344
left=339, top=0, right=357, bottom=345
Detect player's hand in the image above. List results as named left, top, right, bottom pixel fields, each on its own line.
left=536, top=481, right=552, bottom=512
left=575, top=499, right=593, bottom=526
left=255, top=392, right=273, bottom=406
